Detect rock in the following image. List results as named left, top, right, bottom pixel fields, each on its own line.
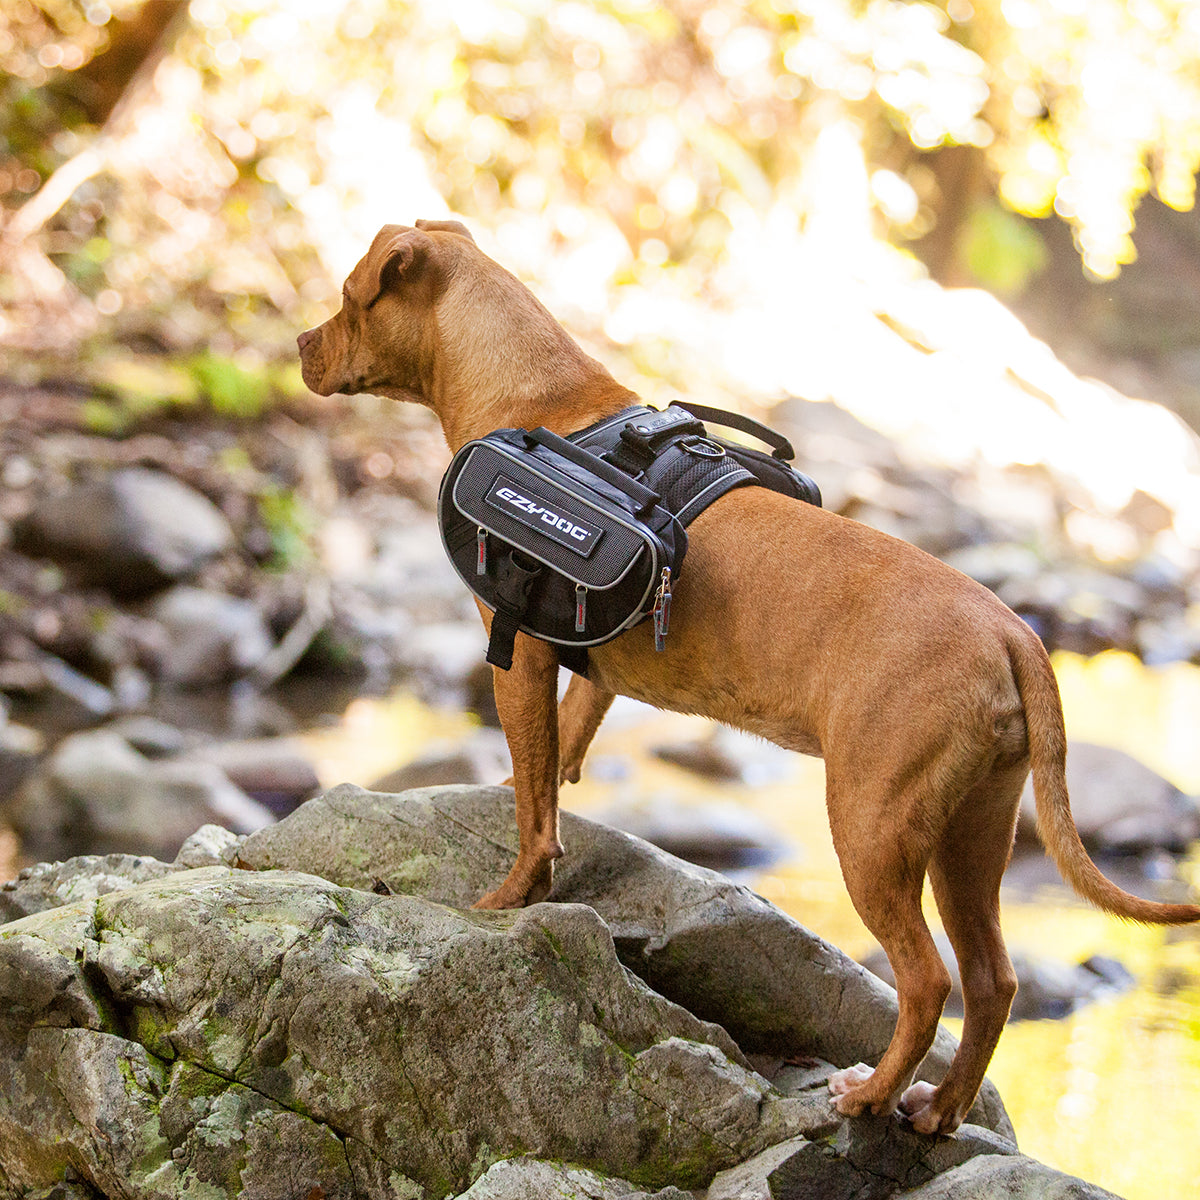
left=13, top=467, right=234, bottom=594
left=997, top=570, right=1144, bottom=657
left=353, top=495, right=476, bottom=623
left=1018, top=741, right=1200, bottom=855
left=147, top=585, right=275, bottom=686
left=191, top=737, right=321, bottom=816
left=589, top=795, right=785, bottom=870
left=650, top=726, right=796, bottom=786
left=0, top=868, right=814, bottom=1197
left=0, top=782, right=1129, bottom=1199
left=0, top=852, right=177, bottom=924
left=0, top=640, right=116, bottom=720
left=860, top=935, right=1134, bottom=1022
left=370, top=729, right=511, bottom=793
left=739, top=1117, right=1018, bottom=1200
left=1, top=728, right=274, bottom=862
left=397, top=619, right=489, bottom=701
left=102, top=715, right=191, bottom=758
left=233, top=784, right=1012, bottom=1138
left=0, top=709, right=42, bottom=802
left=458, top=1158, right=692, bottom=1199
left=173, top=822, right=244, bottom=869
left=897, top=1153, right=1124, bottom=1198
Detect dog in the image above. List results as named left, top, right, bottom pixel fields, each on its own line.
left=298, top=219, right=1200, bottom=1137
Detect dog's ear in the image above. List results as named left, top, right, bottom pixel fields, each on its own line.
left=354, top=226, right=434, bottom=308
left=415, top=218, right=475, bottom=243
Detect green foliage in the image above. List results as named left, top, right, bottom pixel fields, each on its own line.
left=3, top=0, right=1199, bottom=359
left=255, top=482, right=315, bottom=571
left=958, top=200, right=1047, bottom=296
left=185, top=351, right=272, bottom=420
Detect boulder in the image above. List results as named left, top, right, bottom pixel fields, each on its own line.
left=588, top=794, right=785, bottom=870
left=707, top=1118, right=1020, bottom=1200
left=147, top=586, right=274, bottom=686
left=861, top=935, right=1134, bottom=1022
left=233, top=784, right=1012, bottom=1138
left=1, top=727, right=274, bottom=861
left=13, top=467, right=233, bottom=594
left=370, top=728, right=511, bottom=793
left=1018, top=741, right=1200, bottom=855
left=457, top=1158, right=693, bottom=1198
left=0, top=709, right=41, bottom=802
left=0, top=869, right=814, bottom=1197
left=897, top=1153, right=1124, bottom=1198
left=0, top=783, right=1131, bottom=1199
left=0, top=852, right=178, bottom=925
left=190, top=736, right=321, bottom=816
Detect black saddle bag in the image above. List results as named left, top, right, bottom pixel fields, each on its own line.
left=439, top=403, right=821, bottom=671
left=439, top=425, right=686, bottom=670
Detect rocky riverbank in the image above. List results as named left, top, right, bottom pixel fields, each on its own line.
left=3, top=375, right=1200, bottom=955
left=0, top=784, right=1128, bottom=1200
left=3, top=377, right=1200, bottom=739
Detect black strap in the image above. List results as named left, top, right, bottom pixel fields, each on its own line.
left=557, top=644, right=589, bottom=677
left=486, top=607, right=522, bottom=670
left=485, top=552, right=542, bottom=670
left=670, top=401, right=795, bottom=461
left=524, top=426, right=661, bottom=514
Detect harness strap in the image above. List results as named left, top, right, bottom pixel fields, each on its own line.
left=486, top=552, right=542, bottom=670
left=672, top=400, right=796, bottom=460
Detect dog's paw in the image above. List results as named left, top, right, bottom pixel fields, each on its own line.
left=827, top=1062, right=875, bottom=1098
left=471, top=860, right=555, bottom=909
left=899, top=1081, right=962, bottom=1136
left=828, top=1063, right=909, bottom=1118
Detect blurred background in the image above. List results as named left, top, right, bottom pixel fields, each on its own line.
left=1, top=1, right=1199, bottom=1195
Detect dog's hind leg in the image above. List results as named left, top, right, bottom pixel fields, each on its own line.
left=557, top=675, right=615, bottom=784
left=900, top=766, right=1023, bottom=1134
left=827, top=783, right=952, bottom=1118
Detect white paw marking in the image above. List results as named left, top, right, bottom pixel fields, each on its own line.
left=827, top=1062, right=875, bottom=1097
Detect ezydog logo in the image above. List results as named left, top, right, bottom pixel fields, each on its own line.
left=485, top=475, right=602, bottom=556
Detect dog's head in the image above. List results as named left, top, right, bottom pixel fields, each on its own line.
left=299, top=218, right=625, bottom=447
left=296, top=218, right=478, bottom=404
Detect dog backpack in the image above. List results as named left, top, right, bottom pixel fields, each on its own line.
left=437, top=402, right=821, bottom=672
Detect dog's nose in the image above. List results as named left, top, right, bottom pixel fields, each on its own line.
left=297, top=327, right=318, bottom=352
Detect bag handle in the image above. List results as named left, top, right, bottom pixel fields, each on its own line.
left=671, top=401, right=795, bottom=461
left=524, top=426, right=661, bottom=513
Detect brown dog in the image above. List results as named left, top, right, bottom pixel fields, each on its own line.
left=298, top=219, right=1200, bottom=1136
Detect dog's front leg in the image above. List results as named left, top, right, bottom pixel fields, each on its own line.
left=474, top=629, right=564, bottom=909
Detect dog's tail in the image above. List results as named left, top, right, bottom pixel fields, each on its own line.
left=1009, top=630, right=1200, bottom=925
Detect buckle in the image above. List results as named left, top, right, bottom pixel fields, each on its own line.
left=680, top=435, right=726, bottom=459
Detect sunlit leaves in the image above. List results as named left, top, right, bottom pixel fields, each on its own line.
left=3, top=0, right=1200, bottom=356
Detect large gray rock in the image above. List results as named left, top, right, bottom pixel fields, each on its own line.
left=457, top=1158, right=692, bottom=1198
left=1018, top=741, right=1200, bottom=854
left=1, top=727, right=274, bottom=861
left=0, top=852, right=178, bottom=924
left=13, top=467, right=234, bottom=594
left=897, top=1153, right=1124, bottom=1198
left=234, top=784, right=1012, bottom=1138
left=706, top=1118, right=1020, bottom=1200
left=147, top=586, right=275, bottom=686
left=0, top=783, right=1129, bottom=1199
left=0, top=868, right=814, bottom=1198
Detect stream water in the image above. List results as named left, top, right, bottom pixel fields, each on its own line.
left=299, top=649, right=1200, bottom=1200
